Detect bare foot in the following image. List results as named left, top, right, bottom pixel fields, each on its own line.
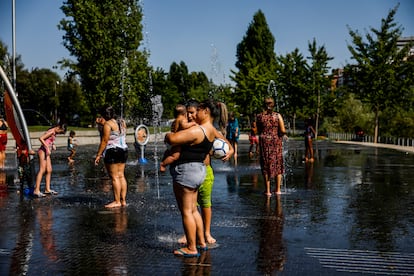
left=264, top=192, right=272, bottom=197
left=178, top=235, right=187, bottom=244
left=105, top=201, right=122, bottom=208
left=274, top=191, right=282, bottom=195
left=205, top=235, right=216, bottom=244
left=121, top=200, right=127, bottom=207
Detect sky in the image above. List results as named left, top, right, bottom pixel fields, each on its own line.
left=1, top=0, right=413, bottom=84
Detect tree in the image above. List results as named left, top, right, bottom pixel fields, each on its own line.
left=345, top=4, right=413, bottom=142
left=307, top=38, right=333, bottom=138
left=231, top=10, right=277, bottom=118
left=277, top=48, right=310, bottom=132
left=59, top=0, right=148, bottom=120
left=19, top=68, right=60, bottom=120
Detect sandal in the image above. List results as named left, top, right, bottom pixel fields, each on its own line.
left=174, top=248, right=200, bottom=258
left=33, top=192, right=46, bottom=198
left=196, top=245, right=209, bottom=251
left=44, top=190, right=58, bottom=195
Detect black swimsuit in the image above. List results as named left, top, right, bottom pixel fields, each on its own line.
left=0, top=121, right=7, bottom=131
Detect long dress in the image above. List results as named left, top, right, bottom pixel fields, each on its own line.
left=256, top=111, right=284, bottom=178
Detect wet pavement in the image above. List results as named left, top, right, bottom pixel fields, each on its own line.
left=0, top=140, right=413, bottom=275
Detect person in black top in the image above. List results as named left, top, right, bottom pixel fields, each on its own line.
left=165, top=99, right=224, bottom=258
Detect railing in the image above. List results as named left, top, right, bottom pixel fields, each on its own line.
left=327, top=132, right=414, bottom=147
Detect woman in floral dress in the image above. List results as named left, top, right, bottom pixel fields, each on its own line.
left=256, top=97, right=287, bottom=196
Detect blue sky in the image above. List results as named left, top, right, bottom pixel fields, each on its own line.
left=1, top=0, right=413, bottom=84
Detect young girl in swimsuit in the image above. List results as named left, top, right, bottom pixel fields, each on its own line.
left=33, top=123, right=67, bottom=197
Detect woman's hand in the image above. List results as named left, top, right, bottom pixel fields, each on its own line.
left=94, top=155, right=101, bottom=166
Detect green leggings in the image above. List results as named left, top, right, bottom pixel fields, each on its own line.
left=197, top=165, right=214, bottom=208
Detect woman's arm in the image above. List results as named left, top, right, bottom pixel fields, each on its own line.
left=278, top=114, right=288, bottom=141
left=165, top=125, right=200, bottom=146
left=95, top=122, right=111, bottom=165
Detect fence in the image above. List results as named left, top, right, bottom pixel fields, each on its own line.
left=327, top=132, right=414, bottom=147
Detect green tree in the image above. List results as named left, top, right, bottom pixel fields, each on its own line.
left=277, top=48, right=310, bottom=132
left=231, top=10, right=277, bottom=118
left=345, top=4, right=413, bottom=142
left=168, top=61, right=190, bottom=102
left=58, top=75, right=89, bottom=125
left=307, top=38, right=333, bottom=137
left=187, top=71, right=210, bottom=101
left=59, top=0, right=148, bottom=120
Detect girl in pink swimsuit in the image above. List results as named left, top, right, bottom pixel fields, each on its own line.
left=33, top=123, right=67, bottom=197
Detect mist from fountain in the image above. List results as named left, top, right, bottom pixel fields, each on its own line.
left=149, top=71, right=163, bottom=199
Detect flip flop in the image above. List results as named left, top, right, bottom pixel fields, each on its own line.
left=44, top=190, right=58, bottom=195
left=174, top=248, right=200, bottom=258
left=33, top=192, right=46, bottom=198
left=196, top=245, right=209, bottom=251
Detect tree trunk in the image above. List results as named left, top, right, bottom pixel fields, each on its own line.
left=293, top=113, right=296, bottom=135
left=374, top=108, right=379, bottom=143
left=315, top=89, right=320, bottom=139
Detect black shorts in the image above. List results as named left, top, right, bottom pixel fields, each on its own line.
left=104, top=147, right=128, bottom=164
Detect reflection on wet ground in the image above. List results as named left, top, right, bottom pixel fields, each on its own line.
left=0, top=140, right=413, bottom=275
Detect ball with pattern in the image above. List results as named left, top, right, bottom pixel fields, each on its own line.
left=212, top=138, right=229, bottom=159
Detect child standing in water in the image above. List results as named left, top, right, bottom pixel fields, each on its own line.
left=249, top=120, right=259, bottom=159
left=160, top=104, right=196, bottom=172
left=67, top=130, right=77, bottom=164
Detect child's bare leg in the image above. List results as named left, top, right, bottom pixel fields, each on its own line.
left=160, top=146, right=180, bottom=171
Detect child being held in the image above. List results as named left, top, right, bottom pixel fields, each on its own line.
left=160, top=104, right=196, bottom=172
left=67, top=130, right=77, bottom=164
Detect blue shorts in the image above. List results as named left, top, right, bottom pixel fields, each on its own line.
left=170, top=162, right=206, bottom=189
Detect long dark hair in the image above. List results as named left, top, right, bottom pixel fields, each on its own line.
left=100, top=105, right=115, bottom=121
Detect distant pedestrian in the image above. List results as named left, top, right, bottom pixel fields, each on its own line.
left=304, top=118, right=316, bottom=162
left=67, top=130, right=77, bottom=164
left=256, top=97, right=287, bottom=196
left=226, top=112, right=240, bottom=163
left=33, top=122, right=67, bottom=197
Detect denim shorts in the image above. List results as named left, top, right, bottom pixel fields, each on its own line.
left=170, top=162, right=206, bottom=189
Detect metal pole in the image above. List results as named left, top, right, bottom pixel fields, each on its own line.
left=12, top=0, right=17, bottom=93
left=0, top=66, right=32, bottom=152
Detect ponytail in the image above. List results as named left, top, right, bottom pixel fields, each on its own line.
left=217, top=102, right=228, bottom=136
